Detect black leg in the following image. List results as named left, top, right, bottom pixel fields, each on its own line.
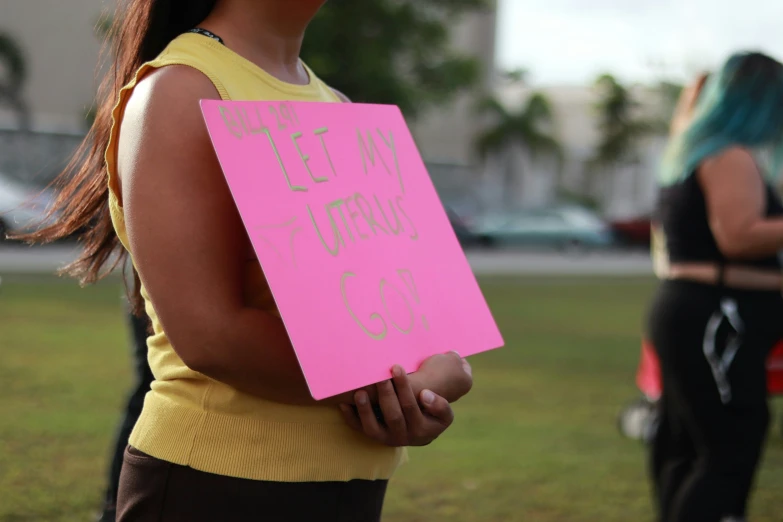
left=98, top=308, right=153, bottom=521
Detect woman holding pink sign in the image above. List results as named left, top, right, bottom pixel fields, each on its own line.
left=21, top=0, right=474, bottom=520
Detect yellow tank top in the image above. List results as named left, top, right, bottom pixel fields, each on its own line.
left=105, top=33, right=404, bottom=482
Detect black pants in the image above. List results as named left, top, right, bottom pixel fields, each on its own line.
left=117, top=446, right=388, bottom=522
left=99, top=309, right=154, bottom=520
left=647, top=280, right=783, bottom=522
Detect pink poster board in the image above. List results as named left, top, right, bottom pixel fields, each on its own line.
left=201, top=100, right=504, bottom=399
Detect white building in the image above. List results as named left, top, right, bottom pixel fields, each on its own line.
left=1, top=1, right=662, bottom=218
left=409, top=6, right=497, bottom=166
left=490, top=82, right=670, bottom=219
left=0, top=1, right=497, bottom=169
left=0, top=0, right=107, bottom=131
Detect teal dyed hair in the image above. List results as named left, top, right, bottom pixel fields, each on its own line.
left=659, top=51, right=783, bottom=186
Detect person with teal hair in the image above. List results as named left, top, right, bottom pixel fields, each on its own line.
left=659, top=53, right=783, bottom=188
left=647, top=51, right=783, bottom=522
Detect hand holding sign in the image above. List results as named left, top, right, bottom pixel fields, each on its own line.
left=341, top=364, right=458, bottom=447
left=201, top=99, right=503, bottom=399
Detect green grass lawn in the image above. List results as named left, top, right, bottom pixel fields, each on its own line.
left=1, top=274, right=782, bottom=521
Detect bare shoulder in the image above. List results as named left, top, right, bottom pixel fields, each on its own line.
left=330, top=87, right=351, bottom=103
left=697, top=145, right=766, bottom=228
left=122, top=65, right=221, bottom=140
left=116, top=65, right=225, bottom=204
left=117, top=66, right=222, bottom=184
left=700, top=146, right=760, bottom=182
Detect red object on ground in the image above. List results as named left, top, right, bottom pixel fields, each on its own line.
left=637, top=338, right=783, bottom=399
left=636, top=339, right=663, bottom=400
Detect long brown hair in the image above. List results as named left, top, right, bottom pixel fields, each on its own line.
left=16, top=0, right=218, bottom=313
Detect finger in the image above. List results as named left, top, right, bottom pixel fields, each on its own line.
left=338, top=403, right=362, bottom=432
left=377, top=379, right=406, bottom=441
left=391, top=365, right=425, bottom=427
left=462, top=358, right=472, bottom=378
left=355, top=390, right=386, bottom=441
left=359, top=384, right=378, bottom=404
left=420, top=389, right=455, bottom=428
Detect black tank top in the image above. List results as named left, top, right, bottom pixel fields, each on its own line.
left=655, top=171, right=783, bottom=270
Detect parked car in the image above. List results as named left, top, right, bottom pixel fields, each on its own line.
left=444, top=206, right=479, bottom=248
left=0, top=172, right=56, bottom=240
left=473, top=205, right=615, bottom=252
left=609, top=215, right=652, bottom=249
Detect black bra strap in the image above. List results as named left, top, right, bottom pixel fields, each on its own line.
left=188, top=28, right=225, bottom=45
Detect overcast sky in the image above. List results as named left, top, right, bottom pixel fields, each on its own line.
left=496, top=0, right=783, bottom=85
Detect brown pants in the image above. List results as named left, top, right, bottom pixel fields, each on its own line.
left=117, top=446, right=388, bottom=522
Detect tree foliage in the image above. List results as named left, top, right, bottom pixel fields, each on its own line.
left=301, top=0, right=489, bottom=118
left=590, top=74, right=653, bottom=167
left=475, top=92, right=563, bottom=166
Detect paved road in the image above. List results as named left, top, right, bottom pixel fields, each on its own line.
left=0, top=244, right=86, bottom=274
left=464, top=250, right=652, bottom=276
left=0, top=244, right=654, bottom=276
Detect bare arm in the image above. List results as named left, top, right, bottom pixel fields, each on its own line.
left=117, top=67, right=470, bottom=406
left=699, top=147, right=783, bottom=259
left=118, top=67, right=356, bottom=405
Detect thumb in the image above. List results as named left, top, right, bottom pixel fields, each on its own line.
left=419, top=389, right=454, bottom=426
left=462, top=358, right=472, bottom=378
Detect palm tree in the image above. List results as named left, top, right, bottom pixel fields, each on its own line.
left=0, top=32, right=30, bottom=130
left=592, top=75, right=648, bottom=162
left=588, top=74, right=655, bottom=210
left=475, top=92, right=563, bottom=208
